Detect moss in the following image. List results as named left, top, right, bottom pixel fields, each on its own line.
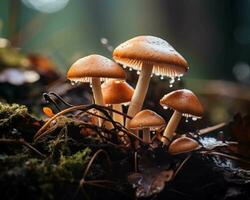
left=0, top=149, right=91, bottom=200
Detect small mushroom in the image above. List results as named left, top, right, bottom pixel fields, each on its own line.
left=160, top=89, right=204, bottom=145
left=101, top=79, right=134, bottom=125
left=168, top=136, right=200, bottom=155
left=67, top=54, right=126, bottom=126
left=113, top=35, right=188, bottom=128
left=129, top=109, right=165, bottom=143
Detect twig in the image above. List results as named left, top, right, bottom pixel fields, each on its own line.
left=34, top=104, right=145, bottom=145
left=197, top=122, right=226, bottom=135
left=199, top=150, right=250, bottom=164
left=82, top=149, right=111, bottom=180
left=0, top=138, right=45, bottom=158
left=74, top=149, right=113, bottom=198
left=173, top=154, right=192, bottom=179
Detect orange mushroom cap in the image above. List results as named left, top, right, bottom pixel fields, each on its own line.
left=113, top=35, right=188, bottom=77
left=67, top=54, right=126, bottom=82
left=168, top=136, right=200, bottom=155
left=101, top=79, right=134, bottom=104
left=160, top=89, right=204, bottom=118
left=129, top=109, right=166, bottom=130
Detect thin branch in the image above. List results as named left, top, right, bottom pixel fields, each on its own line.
left=173, top=154, right=192, bottom=179
left=199, top=150, right=250, bottom=164
left=0, top=138, right=45, bottom=158
left=197, top=122, right=226, bottom=135
left=82, top=149, right=111, bottom=180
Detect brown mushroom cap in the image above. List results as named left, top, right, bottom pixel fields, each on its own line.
left=113, top=35, right=188, bottom=77
left=67, top=54, right=126, bottom=82
left=129, top=109, right=166, bottom=130
left=101, top=79, right=134, bottom=104
left=168, top=136, right=200, bottom=155
left=160, top=89, right=204, bottom=117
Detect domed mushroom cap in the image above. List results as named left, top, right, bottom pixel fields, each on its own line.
left=168, top=136, right=200, bottom=155
left=113, top=35, right=188, bottom=77
left=129, top=109, right=166, bottom=130
left=67, top=54, right=126, bottom=82
left=160, top=89, right=204, bottom=117
left=101, top=79, right=134, bottom=104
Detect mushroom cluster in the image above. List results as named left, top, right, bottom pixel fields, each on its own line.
left=66, top=35, right=204, bottom=151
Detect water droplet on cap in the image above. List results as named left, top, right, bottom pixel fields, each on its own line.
left=192, top=117, right=197, bottom=121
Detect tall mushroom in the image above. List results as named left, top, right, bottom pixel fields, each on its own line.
left=160, top=89, right=204, bottom=145
left=101, top=79, right=134, bottom=125
left=113, top=35, right=188, bottom=127
left=129, top=109, right=165, bottom=143
left=67, top=54, right=126, bottom=125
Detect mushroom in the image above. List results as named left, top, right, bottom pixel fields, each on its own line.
left=113, top=35, right=188, bottom=127
left=129, top=109, right=165, bottom=143
left=67, top=54, right=126, bottom=126
left=101, top=79, right=134, bottom=125
left=160, top=89, right=204, bottom=145
left=168, top=136, right=200, bottom=155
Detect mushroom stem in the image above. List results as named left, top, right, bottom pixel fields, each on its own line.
left=91, top=77, right=104, bottom=106
left=112, top=104, right=124, bottom=125
left=91, top=77, right=113, bottom=129
left=161, top=111, right=182, bottom=145
left=126, top=64, right=153, bottom=127
left=143, top=128, right=151, bottom=143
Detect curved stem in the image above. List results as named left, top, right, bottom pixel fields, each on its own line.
left=112, top=104, right=124, bottom=125
left=126, top=64, right=153, bottom=128
left=161, top=111, right=182, bottom=145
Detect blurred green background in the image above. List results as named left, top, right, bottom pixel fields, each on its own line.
left=1, top=0, right=250, bottom=83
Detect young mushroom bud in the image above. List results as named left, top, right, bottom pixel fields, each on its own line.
left=129, top=109, right=165, bottom=144
left=113, top=35, right=188, bottom=128
left=168, top=136, right=200, bottom=155
left=101, top=79, right=134, bottom=126
left=160, top=89, right=204, bottom=145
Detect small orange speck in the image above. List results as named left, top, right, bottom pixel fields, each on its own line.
left=43, top=107, right=54, bottom=118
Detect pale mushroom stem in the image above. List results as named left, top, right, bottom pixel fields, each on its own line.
left=161, top=111, right=182, bottom=145
left=91, top=78, right=112, bottom=129
left=112, top=104, right=124, bottom=125
left=126, top=64, right=153, bottom=127
left=143, top=128, right=151, bottom=143
left=91, top=77, right=104, bottom=106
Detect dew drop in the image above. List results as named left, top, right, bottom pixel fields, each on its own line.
left=90, top=83, right=92, bottom=88
left=170, top=77, right=175, bottom=84
left=160, top=75, right=164, bottom=80
left=177, top=76, right=181, bottom=81
left=71, top=81, right=75, bottom=86
left=129, top=68, right=133, bottom=71
left=169, top=84, right=173, bottom=88
left=150, top=74, right=154, bottom=77
left=163, top=106, right=168, bottom=110
left=185, top=117, right=189, bottom=123
left=192, top=117, right=197, bottom=121
left=123, top=65, right=127, bottom=69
